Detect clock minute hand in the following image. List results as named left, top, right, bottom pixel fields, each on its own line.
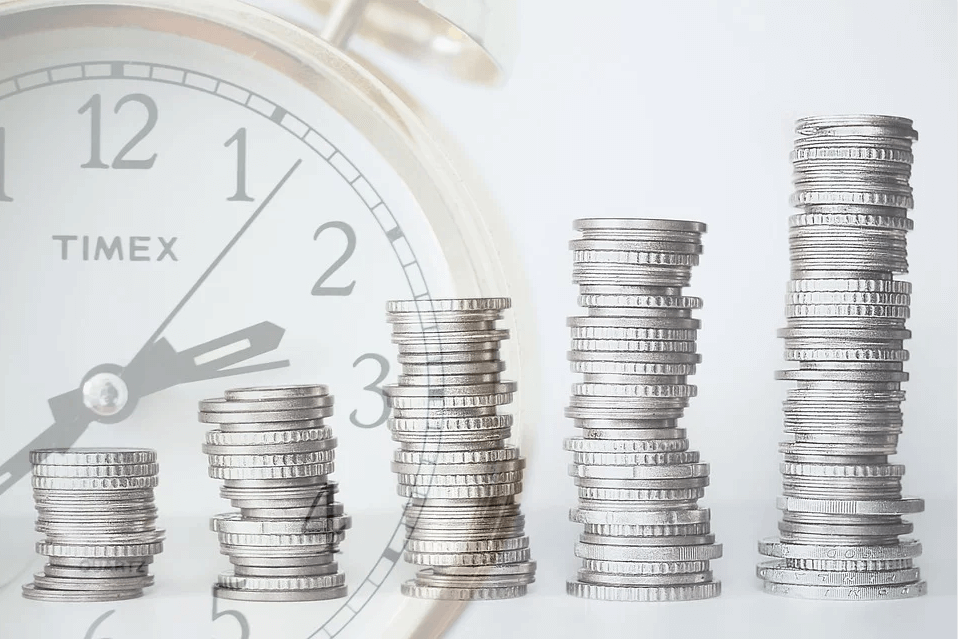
left=122, top=159, right=302, bottom=378
left=124, top=321, right=290, bottom=398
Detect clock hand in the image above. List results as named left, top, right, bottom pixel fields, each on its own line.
left=124, top=321, right=290, bottom=398
left=0, top=322, right=288, bottom=496
left=123, top=158, right=302, bottom=377
left=0, top=161, right=301, bottom=497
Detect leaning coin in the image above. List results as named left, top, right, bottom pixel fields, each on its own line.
left=199, top=396, right=333, bottom=413
left=757, top=561, right=920, bottom=586
left=566, top=580, right=720, bottom=602
left=761, top=581, right=926, bottom=600
left=212, top=585, right=347, bottom=602
left=225, top=385, right=329, bottom=401
left=777, top=496, right=924, bottom=516
left=757, top=537, right=921, bottom=560
left=199, top=406, right=334, bottom=424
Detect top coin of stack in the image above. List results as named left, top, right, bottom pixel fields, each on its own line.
left=24, top=448, right=163, bottom=602
left=383, top=298, right=536, bottom=601
left=200, top=385, right=351, bottom=603
left=565, top=218, right=722, bottom=603
left=758, top=115, right=926, bottom=601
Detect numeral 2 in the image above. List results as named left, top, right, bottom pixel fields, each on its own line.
left=79, top=94, right=158, bottom=169
left=311, top=221, right=356, bottom=296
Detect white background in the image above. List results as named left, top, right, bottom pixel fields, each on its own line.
left=371, top=0, right=958, bottom=637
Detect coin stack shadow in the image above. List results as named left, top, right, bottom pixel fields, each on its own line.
left=757, top=115, right=926, bottom=600
left=23, top=448, right=163, bottom=602
left=200, top=385, right=351, bottom=602
left=564, top=218, right=722, bottom=602
left=383, top=298, right=536, bottom=600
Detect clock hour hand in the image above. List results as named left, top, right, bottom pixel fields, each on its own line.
left=0, top=322, right=288, bottom=497
left=123, top=321, right=290, bottom=398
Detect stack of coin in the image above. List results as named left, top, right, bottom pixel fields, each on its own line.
left=757, top=115, right=926, bottom=600
left=23, top=448, right=163, bottom=602
left=200, top=385, right=351, bottom=602
left=383, top=298, right=536, bottom=600
left=565, top=218, right=722, bottom=602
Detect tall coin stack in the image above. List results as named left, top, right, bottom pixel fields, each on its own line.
left=757, top=115, right=926, bottom=600
left=383, top=298, right=536, bottom=601
left=564, top=218, right=722, bottom=602
left=200, top=385, right=351, bottom=602
left=23, top=448, right=163, bottom=602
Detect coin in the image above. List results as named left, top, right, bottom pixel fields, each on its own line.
left=566, top=580, right=720, bottom=601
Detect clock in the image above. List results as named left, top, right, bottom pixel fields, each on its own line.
left=0, top=1, right=536, bottom=637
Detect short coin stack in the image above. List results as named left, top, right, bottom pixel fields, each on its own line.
left=383, top=298, right=536, bottom=600
left=757, top=114, right=926, bottom=600
left=23, top=448, right=163, bottom=602
left=564, top=218, right=722, bottom=602
left=200, top=385, right=351, bottom=602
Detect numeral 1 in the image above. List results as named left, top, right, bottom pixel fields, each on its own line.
left=225, top=127, right=254, bottom=201
left=0, top=127, right=11, bottom=201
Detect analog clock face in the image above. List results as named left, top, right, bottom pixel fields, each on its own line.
left=0, top=4, right=461, bottom=637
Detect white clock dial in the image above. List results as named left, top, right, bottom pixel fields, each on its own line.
left=0, top=2, right=513, bottom=637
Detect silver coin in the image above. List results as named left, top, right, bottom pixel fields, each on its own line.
left=233, top=562, right=339, bottom=577
left=757, top=560, right=920, bottom=586
left=30, top=448, right=157, bottom=466
left=566, top=580, right=720, bottom=601
left=404, top=547, right=532, bottom=567
left=32, top=572, right=155, bottom=591
left=577, top=569, right=713, bottom=587
left=43, top=563, right=150, bottom=579
left=575, top=542, right=722, bottom=562
left=212, top=584, right=348, bottom=602
left=217, top=571, right=346, bottom=591
left=22, top=583, right=143, bottom=602
left=199, top=406, right=334, bottom=424
left=761, top=580, right=925, bottom=600
left=229, top=554, right=336, bottom=568
left=225, top=385, right=329, bottom=401
left=199, top=395, right=333, bottom=413
left=570, top=463, right=708, bottom=480
left=758, top=537, right=921, bottom=560
left=401, top=582, right=527, bottom=600
left=414, top=568, right=534, bottom=589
